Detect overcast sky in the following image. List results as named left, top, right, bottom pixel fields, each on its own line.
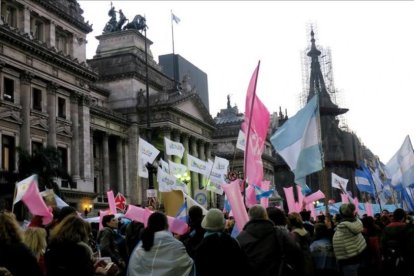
left=79, top=1, right=414, bottom=164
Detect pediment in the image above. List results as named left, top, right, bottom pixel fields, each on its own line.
left=173, top=94, right=214, bottom=125
left=31, top=117, right=48, bottom=130
left=56, top=125, right=72, bottom=136
left=0, top=107, right=22, bottom=124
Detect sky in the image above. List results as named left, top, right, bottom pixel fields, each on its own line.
left=79, top=1, right=414, bottom=164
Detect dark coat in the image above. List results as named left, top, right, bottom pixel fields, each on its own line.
left=194, top=232, right=251, bottom=276
left=45, top=241, right=94, bottom=276
left=0, top=242, right=43, bottom=276
left=236, top=219, right=284, bottom=275
left=97, top=227, right=123, bottom=265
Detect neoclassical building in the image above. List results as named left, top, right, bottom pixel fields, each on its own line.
left=0, top=0, right=215, bottom=213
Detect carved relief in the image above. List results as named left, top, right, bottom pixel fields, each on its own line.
left=47, top=82, right=59, bottom=94
left=0, top=105, right=22, bottom=123
left=56, top=121, right=72, bottom=136
left=31, top=116, right=48, bottom=130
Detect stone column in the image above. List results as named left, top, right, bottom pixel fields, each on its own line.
left=48, top=21, right=55, bottom=48
left=198, top=140, right=206, bottom=189
left=123, top=139, right=129, bottom=197
left=102, top=133, right=110, bottom=192
left=20, top=72, right=33, bottom=152
left=23, top=6, right=31, bottom=37
left=162, top=127, right=171, bottom=161
left=116, top=137, right=124, bottom=194
left=181, top=133, right=190, bottom=195
left=172, top=130, right=181, bottom=164
left=205, top=142, right=214, bottom=207
left=79, top=95, right=91, bottom=181
left=47, top=82, right=57, bottom=147
left=128, top=123, right=140, bottom=204
left=70, top=93, right=80, bottom=180
left=190, top=137, right=199, bottom=194
left=90, top=131, right=95, bottom=192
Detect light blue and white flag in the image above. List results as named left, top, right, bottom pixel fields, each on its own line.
left=171, top=12, right=181, bottom=24
left=175, top=200, right=188, bottom=222
left=355, top=166, right=375, bottom=195
left=385, top=135, right=414, bottom=188
left=164, top=137, right=185, bottom=158
left=270, top=94, right=323, bottom=189
left=253, top=184, right=274, bottom=201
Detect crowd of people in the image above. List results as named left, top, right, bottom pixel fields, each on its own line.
left=0, top=203, right=413, bottom=276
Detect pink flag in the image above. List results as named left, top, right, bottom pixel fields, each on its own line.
left=107, top=190, right=117, bottom=215
left=124, top=205, right=146, bottom=223
left=260, top=180, right=270, bottom=208
left=222, top=180, right=249, bottom=230
left=353, top=197, right=360, bottom=216
left=99, top=209, right=110, bottom=230
left=167, top=216, right=189, bottom=235
left=341, top=193, right=349, bottom=203
left=21, top=178, right=53, bottom=225
left=283, top=186, right=296, bottom=214
left=364, top=202, right=373, bottom=217
left=296, top=186, right=305, bottom=212
left=245, top=185, right=257, bottom=208
left=303, top=190, right=325, bottom=205
left=242, top=61, right=270, bottom=187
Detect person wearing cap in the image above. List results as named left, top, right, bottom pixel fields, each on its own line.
left=194, top=208, right=251, bottom=276
left=332, top=203, right=366, bottom=276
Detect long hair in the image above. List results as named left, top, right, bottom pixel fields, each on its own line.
left=49, top=214, right=89, bottom=244
left=0, top=211, right=23, bottom=244
left=23, top=227, right=47, bottom=259
left=141, top=212, right=168, bottom=251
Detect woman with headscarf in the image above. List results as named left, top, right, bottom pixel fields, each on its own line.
left=128, top=212, right=193, bottom=276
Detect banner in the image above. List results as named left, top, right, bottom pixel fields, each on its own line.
left=222, top=180, right=249, bottom=230
left=187, top=153, right=210, bottom=176
left=168, top=160, right=188, bottom=177
left=164, top=137, right=185, bottom=158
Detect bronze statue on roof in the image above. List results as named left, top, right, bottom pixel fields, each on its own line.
left=102, top=3, right=147, bottom=34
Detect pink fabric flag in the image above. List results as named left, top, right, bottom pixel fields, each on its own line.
left=260, top=180, right=270, bottom=208
left=303, top=190, right=325, bottom=205
left=222, top=180, right=249, bottom=230
left=167, top=216, right=189, bottom=235
left=341, top=193, right=349, bottom=203
left=295, top=185, right=305, bottom=212
left=242, top=61, right=270, bottom=187
left=124, top=205, right=146, bottom=224
left=99, top=209, right=110, bottom=230
left=283, top=186, right=296, bottom=213
left=245, top=185, right=257, bottom=208
left=143, top=208, right=153, bottom=227
left=21, top=178, right=53, bottom=225
left=364, top=202, right=373, bottom=217
left=107, top=190, right=117, bottom=215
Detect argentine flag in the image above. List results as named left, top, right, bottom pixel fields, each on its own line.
left=355, top=167, right=375, bottom=195
left=270, top=95, right=323, bottom=189
left=253, top=185, right=274, bottom=201
left=385, top=135, right=414, bottom=188
left=175, top=200, right=188, bottom=222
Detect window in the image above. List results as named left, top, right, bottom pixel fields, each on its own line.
left=32, top=88, right=42, bottom=111
left=31, top=20, right=44, bottom=41
left=2, top=135, right=15, bottom=172
left=4, top=6, right=17, bottom=28
left=57, top=147, right=68, bottom=172
left=3, top=77, right=14, bottom=102
left=58, top=97, right=66, bottom=118
left=31, top=141, right=43, bottom=155
left=55, top=30, right=68, bottom=55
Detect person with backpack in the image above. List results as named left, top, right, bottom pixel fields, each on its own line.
left=380, top=208, right=407, bottom=274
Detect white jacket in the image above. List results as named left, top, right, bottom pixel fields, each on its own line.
left=332, top=219, right=367, bottom=260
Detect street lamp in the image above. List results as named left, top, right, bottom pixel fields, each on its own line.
left=83, top=203, right=93, bottom=217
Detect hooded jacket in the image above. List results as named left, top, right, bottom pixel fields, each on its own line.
left=333, top=218, right=367, bottom=260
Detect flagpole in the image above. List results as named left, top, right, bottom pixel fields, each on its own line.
left=243, top=61, right=260, bottom=208
left=11, top=182, right=17, bottom=213
left=170, top=10, right=178, bottom=86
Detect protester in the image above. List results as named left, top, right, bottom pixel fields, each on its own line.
left=179, top=205, right=205, bottom=258
left=194, top=208, right=251, bottom=276
left=266, top=206, right=290, bottom=234
left=332, top=203, right=367, bottom=276
left=45, top=214, right=107, bottom=276
left=23, top=226, right=48, bottom=274
left=237, top=204, right=301, bottom=275
left=97, top=214, right=125, bottom=273
left=309, top=223, right=338, bottom=276
left=0, top=211, right=43, bottom=276
left=124, top=220, right=144, bottom=259
left=128, top=212, right=193, bottom=276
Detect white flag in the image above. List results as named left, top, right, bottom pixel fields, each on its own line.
left=164, top=137, right=185, bottom=158
left=331, top=172, right=348, bottom=191
left=212, top=156, right=229, bottom=174
left=168, top=160, right=188, bottom=177
left=236, top=130, right=246, bottom=151
left=187, top=153, right=210, bottom=176
left=172, top=13, right=181, bottom=24
left=159, top=158, right=170, bottom=173
left=138, top=137, right=160, bottom=178
left=157, top=169, right=188, bottom=193
left=13, top=175, right=37, bottom=204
